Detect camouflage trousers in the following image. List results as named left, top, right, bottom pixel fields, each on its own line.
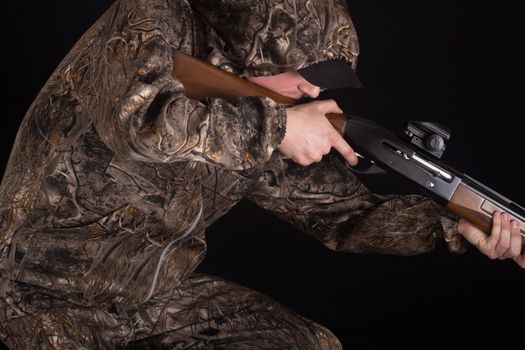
left=1, top=273, right=342, bottom=349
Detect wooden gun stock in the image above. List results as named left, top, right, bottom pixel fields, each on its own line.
left=172, top=52, right=295, bottom=105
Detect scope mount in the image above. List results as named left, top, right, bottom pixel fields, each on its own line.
left=399, top=121, right=451, bottom=159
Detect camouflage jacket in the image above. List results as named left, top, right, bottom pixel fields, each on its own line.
left=0, top=0, right=465, bottom=313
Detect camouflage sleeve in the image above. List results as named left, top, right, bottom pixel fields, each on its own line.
left=84, top=0, right=286, bottom=170
left=247, top=153, right=468, bottom=256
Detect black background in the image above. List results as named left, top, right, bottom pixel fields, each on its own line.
left=2, top=1, right=524, bottom=349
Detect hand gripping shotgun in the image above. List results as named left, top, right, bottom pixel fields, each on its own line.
left=172, top=51, right=525, bottom=238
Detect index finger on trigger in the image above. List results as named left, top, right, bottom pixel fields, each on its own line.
left=332, top=132, right=358, bottom=166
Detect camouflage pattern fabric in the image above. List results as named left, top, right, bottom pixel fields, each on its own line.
left=0, top=0, right=466, bottom=348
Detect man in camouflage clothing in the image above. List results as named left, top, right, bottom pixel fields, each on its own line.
left=1, top=0, right=523, bottom=348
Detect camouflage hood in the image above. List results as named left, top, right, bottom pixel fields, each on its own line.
left=189, top=0, right=359, bottom=76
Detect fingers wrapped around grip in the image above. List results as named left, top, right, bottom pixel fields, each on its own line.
left=279, top=100, right=358, bottom=166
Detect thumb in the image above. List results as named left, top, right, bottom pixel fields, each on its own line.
left=317, top=99, right=344, bottom=114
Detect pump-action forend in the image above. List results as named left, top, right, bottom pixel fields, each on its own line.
left=172, top=52, right=525, bottom=237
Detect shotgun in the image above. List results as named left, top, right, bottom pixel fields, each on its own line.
left=172, top=51, right=525, bottom=237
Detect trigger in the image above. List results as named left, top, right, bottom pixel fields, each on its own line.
left=346, top=153, right=388, bottom=175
